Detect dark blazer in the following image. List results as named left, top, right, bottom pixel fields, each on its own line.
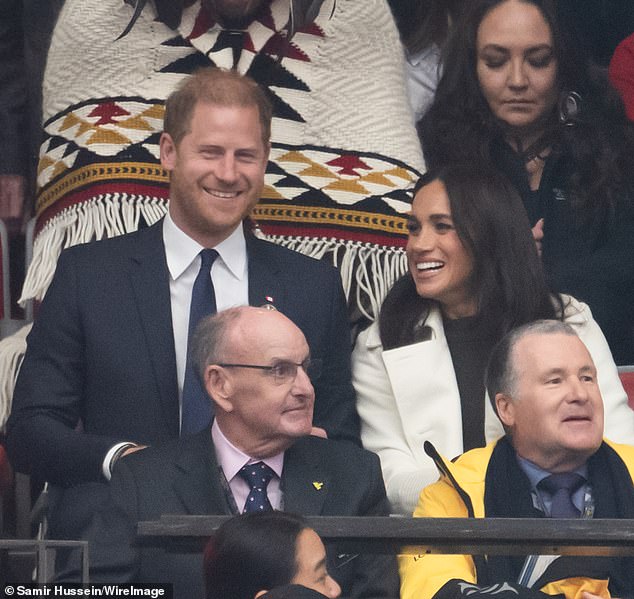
left=7, top=220, right=358, bottom=531
left=61, top=432, right=400, bottom=599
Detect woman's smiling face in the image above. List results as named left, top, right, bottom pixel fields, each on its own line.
left=406, top=179, right=477, bottom=319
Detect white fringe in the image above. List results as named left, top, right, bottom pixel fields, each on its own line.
left=19, top=195, right=169, bottom=305
left=23, top=196, right=408, bottom=319
left=259, top=234, right=408, bottom=321
left=0, top=324, right=31, bottom=432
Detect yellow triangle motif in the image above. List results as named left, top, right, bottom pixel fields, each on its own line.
left=59, top=113, right=94, bottom=138
left=86, top=129, right=132, bottom=146
left=261, top=184, right=285, bottom=200
left=37, top=156, right=55, bottom=176
left=384, top=167, right=415, bottom=182
left=140, top=104, right=165, bottom=120
left=117, top=115, right=154, bottom=131
left=277, top=150, right=314, bottom=165
left=362, top=172, right=395, bottom=187
left=299, top=164, right=338, bottom=179
left=58, top=113, right=81, bottom=133
left=50, top=161, right=70, bottom=179
left=324, top=179, right=369, bottom=194
left=312, top=481, right=324, bottom=491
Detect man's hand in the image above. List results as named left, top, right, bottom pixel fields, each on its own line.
left=581, top=592, right=614, bottom=599
left=310, top=426, right=328, bottom=439
left=121, top=444, right=148, bottom=458
left=532, top=218, right=544, bottom=257
left=0, top=174, right=26, bottom=222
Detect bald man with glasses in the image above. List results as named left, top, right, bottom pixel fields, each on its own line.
left=59, top=306, right=399, bottom=599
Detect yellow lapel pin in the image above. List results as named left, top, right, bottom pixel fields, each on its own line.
left=312, top=481, right=324, bottom=491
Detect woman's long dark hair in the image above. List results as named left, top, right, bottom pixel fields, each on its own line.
left=379, top=164, right=562, bottom=349
left=419, top=0, right=634, bottom=223
left=204, top=512, right=309, bottom=599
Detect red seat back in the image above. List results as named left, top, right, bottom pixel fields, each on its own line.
left=0, top=444, right=13, bottom=498
left=618, top=368, right=634, bottom=410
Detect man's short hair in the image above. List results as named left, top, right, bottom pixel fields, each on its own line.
left=191, top=306, right=247, bottom=382
left=163, top=67, right=273, bottom=146
left=485, top=319, right=579, bottom=411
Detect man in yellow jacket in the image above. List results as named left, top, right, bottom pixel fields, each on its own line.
left=400, top=319, right=634, bottom=599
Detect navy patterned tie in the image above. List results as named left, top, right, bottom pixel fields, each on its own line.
left=538, top=472, right=585, bottom=518
left=181, top=249, right=218, bottom=436
left=239, top=462, right=276, bottom=512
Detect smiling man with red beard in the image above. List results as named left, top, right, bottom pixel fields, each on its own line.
left=7, top=67, right=359, bottom=543
left=401, top=320, right=634, bottom=599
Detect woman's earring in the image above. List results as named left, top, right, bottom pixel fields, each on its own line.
left=558, top=91, right=583, bottom=126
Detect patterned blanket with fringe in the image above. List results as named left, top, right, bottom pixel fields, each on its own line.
left=24, top=0, right=423, bottom=321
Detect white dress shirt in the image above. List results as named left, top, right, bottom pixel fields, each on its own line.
left=102, top=216, right=249, bottom=480
left=163, top=212, right=249, bottom=405
left=405, top=44, right=442, bottom=123
left=211, top=419, right=284, bottom=512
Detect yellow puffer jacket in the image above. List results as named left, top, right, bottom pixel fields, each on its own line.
left=399, top=439, right=634, bottom=599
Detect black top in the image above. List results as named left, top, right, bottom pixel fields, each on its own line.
left=493, top=140, right=634, bottom=365
left=557, top=0, right=634, bottom=67
left=443, top=314, right=498, bottom=452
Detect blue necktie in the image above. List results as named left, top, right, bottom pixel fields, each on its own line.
left=181, top=249, right=218, bottom=436
left=539, top=472, right=585, bottom=518
left=239, top=462, right=276, bottom=513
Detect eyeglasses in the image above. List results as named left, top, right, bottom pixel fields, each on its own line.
left=216, top=358, right=322, bottom=385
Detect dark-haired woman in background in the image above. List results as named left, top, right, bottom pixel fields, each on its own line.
left=204, top=512, right=340, bottom=599
left=352, top=165, right=634, bottom=516
left=419, top=0, right=634, bottom=364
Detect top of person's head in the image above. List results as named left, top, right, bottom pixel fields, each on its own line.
left=484, top=319, right=604, bottom=471
left=204, top=512, right=309, bottom=599
left=191, top=306, right=315, bottom=455
left=379, top=163, right=558, bottom=350
left=486, top=319, right=577, bottom=402
left=124, top=0, right=318, bottom=43
left=163, top=67, right=273, bottom=146
left=191, top=306, right=307, bottom=382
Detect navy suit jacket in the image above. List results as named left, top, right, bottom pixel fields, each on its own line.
left=7, top=220, right=358, bottom=530
left=60, top=431, right=399, bottom=599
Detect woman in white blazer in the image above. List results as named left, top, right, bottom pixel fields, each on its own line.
left=352, top=164, right=634, bottom=516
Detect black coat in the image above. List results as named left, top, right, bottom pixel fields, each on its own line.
left=59, top=430, right=400, bottom=599
left=7, top=219, right=359, bottom=534
left=494, top=143, right=634, bottom=365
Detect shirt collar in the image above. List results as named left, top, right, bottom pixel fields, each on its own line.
left=406, top=44, right=441, bottom=67
left=517, top=454, right=588, bottom=488
left=163, top=212, right=247, bottom=281
left=211, top=419, right=285, bottom=482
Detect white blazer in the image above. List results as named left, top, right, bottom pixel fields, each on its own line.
left=352, top=295, right=634, bottom=516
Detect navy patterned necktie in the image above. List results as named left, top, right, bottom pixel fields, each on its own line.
left=181, top=249, right=218, bottom=436
left=538, top=472, right=585, bottom=518
left=239, top=462, right=276, bottom=513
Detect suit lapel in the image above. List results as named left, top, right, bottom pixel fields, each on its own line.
left=129, top=221, right=179, bottom=435
left=381, top=307, right=465, bottom=454
left=282, top=439, right=329, bottom=515
left=172, top=429, right=233, bottom=515
left=246, top=235, right=288, bottom=310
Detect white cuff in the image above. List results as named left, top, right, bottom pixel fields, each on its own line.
left=102, top=442, right=137, bottom=481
